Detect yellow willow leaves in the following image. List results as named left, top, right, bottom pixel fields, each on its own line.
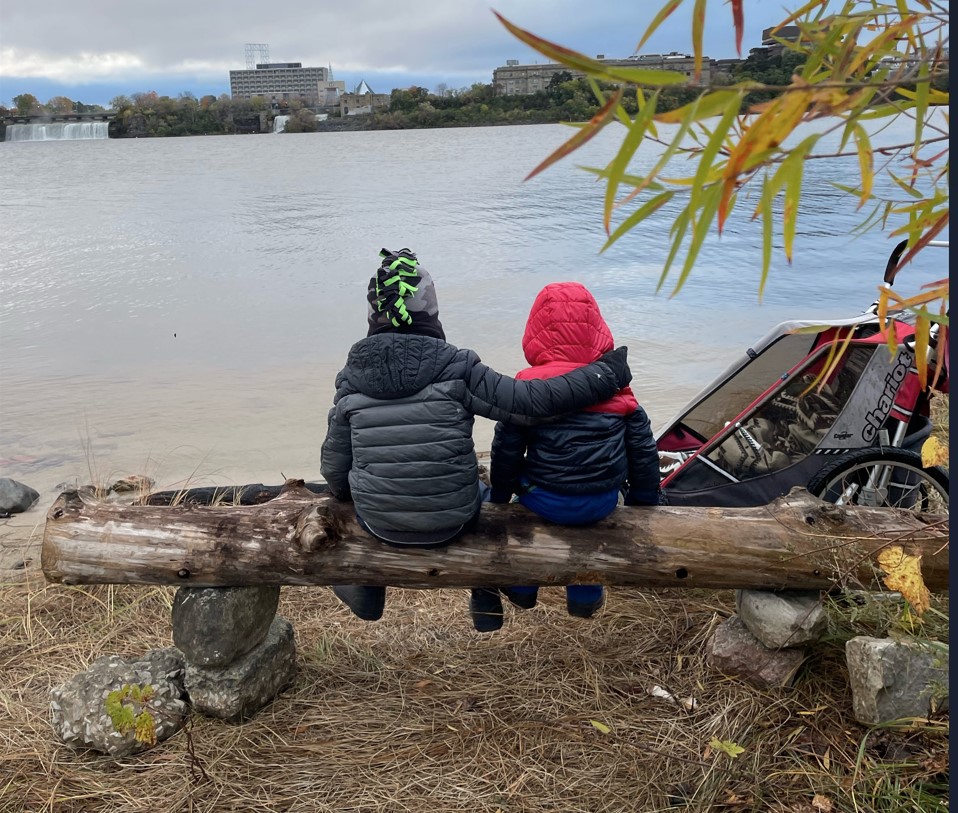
left=720, top=89, right=813, bottom=232
left=636, top=0, right=745, bottom=67
left=851, top=124, right=873, bottom=209
left=877, top=278, right=949, bottom=390
left=495, top=12, right=686, bottom=87
left=523, top=88, right=624, bottom=182
left=921, top=436, right=948, bottom=468
left=876, top=546, right=931, bottom=616
left=495, top=0, right=947, bottom=304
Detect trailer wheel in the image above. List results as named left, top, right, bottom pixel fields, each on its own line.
left=807, top=447, right=949, bottom=515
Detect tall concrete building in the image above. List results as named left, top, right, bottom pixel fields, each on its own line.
left=229, top=63, right=331, bottom=104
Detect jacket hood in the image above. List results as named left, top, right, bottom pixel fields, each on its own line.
left=522, top=282, right=614, bottom=366
left=344, top=334, right=458, bottom=399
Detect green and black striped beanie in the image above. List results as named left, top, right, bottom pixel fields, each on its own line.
left=366, top=248, right=444, bottom=339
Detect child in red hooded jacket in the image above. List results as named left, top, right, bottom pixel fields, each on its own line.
left=489, top=282, right=660, bottom=617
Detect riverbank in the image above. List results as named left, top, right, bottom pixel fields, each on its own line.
left=0, top=392, right=947, bottom=809
left=0, top=534, right=948, bottom=811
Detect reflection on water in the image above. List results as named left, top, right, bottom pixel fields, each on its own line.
left=0, top=119, right=948, bottom=503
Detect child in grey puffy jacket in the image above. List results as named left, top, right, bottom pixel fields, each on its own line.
left=320, top=248, right=633, bottom=631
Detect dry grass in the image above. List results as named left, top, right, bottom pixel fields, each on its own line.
left=929, top=393, right=949, bottom=470
left=0, top=572, right=948, bottom=813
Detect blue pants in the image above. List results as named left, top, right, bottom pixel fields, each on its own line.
left=506, top=484, right=618, bottom=616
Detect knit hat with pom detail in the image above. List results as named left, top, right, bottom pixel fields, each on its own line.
left=366, top=248, right=445, bottom=340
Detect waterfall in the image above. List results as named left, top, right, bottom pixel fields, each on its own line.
left=272, top=115, right=291, bottom=133
left=5, top=122, right=110, bottom=142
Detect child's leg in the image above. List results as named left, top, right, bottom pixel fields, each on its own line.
left=332, top=585, right=387, bottom=621
left=566, top=584, right=604, bottom=618
left=511, top=487, right=615, bottom=616
left=501, top=586, right=539, bottom=609
left=469, top=588, right=504, bottom=632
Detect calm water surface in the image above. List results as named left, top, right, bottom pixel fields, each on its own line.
left=0, top=119, right=948, bottom=506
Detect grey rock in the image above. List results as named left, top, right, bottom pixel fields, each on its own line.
left=736, top=589, right=827, bottom=649
left=172, top=585, right=280, bottom=667
left=0, top=478, right=40, bottom=513
left=50, top=647, right=188, bottom=757
left=845, top=636, right=949, bottom=725
left=707, top=616, right=807, bottom=688
left=186, top=616, right=296, bottom=723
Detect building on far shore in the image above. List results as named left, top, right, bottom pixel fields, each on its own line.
left=493, top=52, right=729, bottom=95
left=229, top=62, right=331, bottom=105
left=339, top=80, right=391, bottom=116
left=756, top=26, right=804, bottom=57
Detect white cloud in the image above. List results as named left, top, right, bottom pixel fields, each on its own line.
left=1, top=49, right=148, bottom=80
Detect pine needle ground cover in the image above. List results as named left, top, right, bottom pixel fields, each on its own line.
left=0, top=574, right=948, bottom=813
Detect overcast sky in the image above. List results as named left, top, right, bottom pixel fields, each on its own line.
left=1, top=1, right=791, bottom=107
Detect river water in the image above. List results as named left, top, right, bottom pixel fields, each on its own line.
left=0, top=118, right=948, bottom=506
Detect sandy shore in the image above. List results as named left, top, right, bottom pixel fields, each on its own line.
left=0, top=508, right=47, bottom=574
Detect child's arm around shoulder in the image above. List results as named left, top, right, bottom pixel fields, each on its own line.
left=623, top=404, right=661, bottom=506
left=457, top=346, right=632, bottom=425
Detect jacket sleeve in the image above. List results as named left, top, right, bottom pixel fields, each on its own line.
left=489, top=420, right=527, bottom=499
left=624, top=405, right=661, bottom=505
left=319, top=381, right=353, bottom=501
left=461, top=353, right=622, bottom=426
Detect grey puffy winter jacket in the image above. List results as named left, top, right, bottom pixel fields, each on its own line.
left=320, top=333, right=627, bottom=534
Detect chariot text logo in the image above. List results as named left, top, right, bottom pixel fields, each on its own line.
left=862, top=352, right=911, bottom=442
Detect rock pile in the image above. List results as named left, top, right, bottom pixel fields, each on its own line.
left=707, top=589, right=826, bottom=688
left=172, top=586, right=297, bottom=723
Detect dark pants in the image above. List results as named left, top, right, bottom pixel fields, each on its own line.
left=332, top=485, right=502, bottom=630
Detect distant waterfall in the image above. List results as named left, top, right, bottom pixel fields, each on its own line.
left=272, top=115, right=291, bottom=133
left=5, top=122, right=110, bottom=142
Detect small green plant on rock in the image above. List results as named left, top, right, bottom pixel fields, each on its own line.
left=105, top=684, right=158, bottom=747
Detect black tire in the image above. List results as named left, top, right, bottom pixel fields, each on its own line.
left=807, top=447, right=949, bottom=514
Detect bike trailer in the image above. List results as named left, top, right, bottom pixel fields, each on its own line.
left=656, top=312, right=939, bottom=507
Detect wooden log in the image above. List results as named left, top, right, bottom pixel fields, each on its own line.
left=41, top=481, right=947, bottom=591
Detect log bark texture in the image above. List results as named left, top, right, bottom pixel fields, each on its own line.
left=41, top=482, right=948, bottom=591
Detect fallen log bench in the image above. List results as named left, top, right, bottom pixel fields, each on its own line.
left=41, top=480, right=950, bottom=729
left=41, top=480, right=948, bottom=592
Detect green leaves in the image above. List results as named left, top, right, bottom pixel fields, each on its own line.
left=524, top=88, right=623, bottom=182
left=495, top=12, right=686, bottom=87
left=495, top=0, right=948, bottom=334
left=851, top=124, right=874, bottom=208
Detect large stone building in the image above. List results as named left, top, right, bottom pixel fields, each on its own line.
left=229, top=62, right=331, bottom=104
left=339, top=80, right=391, bottom=117
left=493, top=52, right=722, bottom=95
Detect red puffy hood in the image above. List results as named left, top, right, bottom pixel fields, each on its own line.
left=517, top=282, right=637, bottom=415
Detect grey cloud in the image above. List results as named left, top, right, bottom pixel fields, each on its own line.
left=3, top=0, right=781, bottom=82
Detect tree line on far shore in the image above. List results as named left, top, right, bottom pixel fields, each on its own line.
left=4, top=49, right=946, bottom=138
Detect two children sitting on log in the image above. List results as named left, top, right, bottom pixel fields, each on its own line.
left=320, top=248, right=659, bottom=632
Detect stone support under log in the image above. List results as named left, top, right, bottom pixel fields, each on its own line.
left=41, top=482, right=948, bottom=592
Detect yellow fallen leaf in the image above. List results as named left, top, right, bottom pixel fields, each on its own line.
left=590, top=720, right=612, bottom=734
left=877, top=545, right=930, bottom=615
left=921, top=435, right=949, bottom=467
left=709, top=738, right=745, bottom=758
